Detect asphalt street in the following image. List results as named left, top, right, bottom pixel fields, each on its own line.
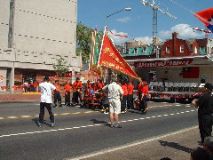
left=0, top=102, right=197, bottom=160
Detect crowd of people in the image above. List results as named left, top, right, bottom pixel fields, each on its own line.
left=35, top=76, right=150, bottom=113
left=37, top=75, right=150, bottom=127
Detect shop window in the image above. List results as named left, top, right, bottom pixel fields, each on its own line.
left=180, top=45, right=184, bottom=53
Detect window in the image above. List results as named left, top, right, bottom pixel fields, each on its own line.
left=180, top=45, right=184, bottom=53
left=166, top=46, right=170, bottom=54
left=194, top=47, right=198, bottom=54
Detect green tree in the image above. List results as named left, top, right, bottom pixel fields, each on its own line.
left=76, top=23, right=103, bottom=64
left=53, top=56, right=69, bottom=77
left=76, top=23, right=93, bottom=63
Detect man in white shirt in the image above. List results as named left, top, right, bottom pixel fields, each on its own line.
left=38, top=76, right=56, bottom=127
left=103, top=76, right=123, bottom=128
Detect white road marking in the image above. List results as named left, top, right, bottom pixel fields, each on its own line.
left=21, top=115, right=31, bottom=118
left=1, top=102, right=191, bottom=121
left=0, top=109, right=196, bottom=138
left=72, top=112, right=81, bottom=115
left=8, top=116, right=17, bottom=119
left=67, top=126, right=198, bottom=160
left=60, top=113, right=71, bottom=116
left=0, top=124, right=101, bottom=138
left=85, top=111, right=94, bottom=113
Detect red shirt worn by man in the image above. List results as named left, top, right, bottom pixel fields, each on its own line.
left=127, top=83, right=134, bottom=95
left=73, top=80, right=82, bottom=91
left=121, top=83, right=128, bottom=96
left=64, top=83, right=72, bottom=93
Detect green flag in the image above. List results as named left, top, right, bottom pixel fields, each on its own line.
left=93, top=31, right=100, bottom=65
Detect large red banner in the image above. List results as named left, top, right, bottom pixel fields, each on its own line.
left=98, top=33, right=138, bottom=79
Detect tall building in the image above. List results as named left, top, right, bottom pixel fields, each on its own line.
left=0, top=0, right=80, bottom=91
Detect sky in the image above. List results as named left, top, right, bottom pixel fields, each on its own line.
left=78, top=0, right=213, bottom=44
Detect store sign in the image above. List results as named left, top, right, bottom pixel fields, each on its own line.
left=135, top=59, right=193, bottom=68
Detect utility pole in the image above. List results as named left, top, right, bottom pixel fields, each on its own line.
left=8, top=0, right=16, bottom=93
left=8, top=0, right=15, bottom=48
left=140, top=0, right=177, bottom=57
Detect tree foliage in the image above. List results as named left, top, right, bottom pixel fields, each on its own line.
left=76, top=23, right=103, bottom=64
left=76, top=23, right=93, bottom=63
left=53, top=56, right=69, bottom=77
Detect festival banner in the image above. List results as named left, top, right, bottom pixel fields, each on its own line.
left=98, top=32, right=138, bottom=79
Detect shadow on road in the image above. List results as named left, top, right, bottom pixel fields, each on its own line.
left=90, top=119, right=107, bottom=124
left=32, top=118, right=51, bottom=127
left=159, top=140, right=193, bottom=153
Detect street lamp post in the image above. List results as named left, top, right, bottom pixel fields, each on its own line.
left=106, top=7, right=132, bottom=18
left=104, top=7, right=132, bottom=83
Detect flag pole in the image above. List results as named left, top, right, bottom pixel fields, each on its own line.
left=97, top=26, right=107, bottom=67
left=97, top=26, right=108, bottom=82
left=89, top=30, right=96, bottom=70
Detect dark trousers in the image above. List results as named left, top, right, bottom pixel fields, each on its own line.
left=140, top=96, right=148, bottom=112
left=121, top=95, right=128, bottom=112
left=72, top=91, right=81, bottom=104
left=127, top=94, right=133, bottom=109
left=65, top=92, right=70, bottom=106
left=198, top=114, right=213, bottom=143
left=39, top=102, right=54, bottom=123
left=54, top=92, right=61, bottom=107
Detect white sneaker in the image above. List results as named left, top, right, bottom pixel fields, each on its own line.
left=50, top=122, right=55, bottom=127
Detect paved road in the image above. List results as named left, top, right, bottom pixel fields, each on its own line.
left=0, top=102, right=197, bottom=160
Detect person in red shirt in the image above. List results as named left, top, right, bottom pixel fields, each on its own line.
left=96, top=79, right=104, bottom=91
left=54, top=80, right=62, bottom=107
left=85, top=80, right=92, bottom=96
left=72, top=77, right=82, bottom=105
left=139, top=81, right=149, bottom=113
left=64, top=80, right=72, bottom=106
left=127, top=81, right=134, bottom=110
left=33, top=80, right=39, bottom=92
left=121, top=81, right=128, bottom=113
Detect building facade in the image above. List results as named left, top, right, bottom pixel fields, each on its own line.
left=0, top=0, right=80, bottom=91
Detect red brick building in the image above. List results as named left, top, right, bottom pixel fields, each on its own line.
left=161, top=32, right=191, bottom=57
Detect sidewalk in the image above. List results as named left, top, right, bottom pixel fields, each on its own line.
left=0, top=92, right=40, bottom=103
left=74, top=127, right=200, bottom=160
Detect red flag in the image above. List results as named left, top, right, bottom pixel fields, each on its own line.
left=98, top=33, right=138, bottom=79
left=195, top=8, right=213, bottom=32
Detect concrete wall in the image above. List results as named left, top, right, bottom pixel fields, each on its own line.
left=207, top=39, right=213, bottom=55
left=0, top=0, right=10, bottom=49
left=0, top=0, right=80, bottom=71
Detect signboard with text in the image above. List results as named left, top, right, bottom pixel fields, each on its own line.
left=134, top=59, right=193, bottom=68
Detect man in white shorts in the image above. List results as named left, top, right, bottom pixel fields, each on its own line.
left=103, top=76, right=123, bottom=128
